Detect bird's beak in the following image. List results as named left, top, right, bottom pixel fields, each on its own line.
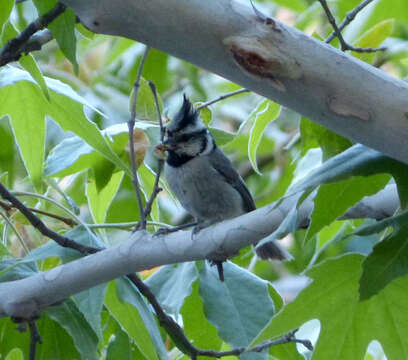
left=161, top=138, right=177, bottom=151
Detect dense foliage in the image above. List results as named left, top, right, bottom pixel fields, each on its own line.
left=1, top=0, right=408, bottom=359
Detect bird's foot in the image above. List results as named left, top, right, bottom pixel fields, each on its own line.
left=154, top=222, right=197, bottom=236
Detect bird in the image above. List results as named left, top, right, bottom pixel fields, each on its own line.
left=161, top=95, right=289, bottom=280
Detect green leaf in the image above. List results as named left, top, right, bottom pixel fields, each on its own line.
left=73, top=283, right=108, bottom=341
left=199, top=261, right=275, bottom=348
left=105, top=280, right=168, bottom=360
left=0, top=318, right=29, bottom=359
left=106, top=325, right=136, bottom=360
left=0, top=67, right=128, bottom=184
left=360, top=223, right=408, bottom=300
left=26, top=226, right=103, bottom=264
left=146, top=262, right=198, bottom=315
left=106, top=175, right=142, bottom=223
left=198, top=106, right=212, bottom=126
left=1, top=22, right=50, bottom=100
left=181, top=278, right=222, bottom=358
left=300, top=117, right=352, bottom=160
left=345, top=0, right=407, bottom=41
left=33, top=0, right=78, bottom=73
left=0, top=69, right=47, bottom=186
left=87, top=170, right=124, bottom=224
left=0, top=259, right=37, bottom=282
left=209, top=127, right=235, bottom=146
left=46, top=300, right=99, bottom=360
left=5, top=348, right=24, bottom=360
left=0, top=119, right=15, bottom=185
left=355, top=209, right=408, bottom=237
left=129, top=78, right=163, bottom=122
left=289, top=144, right=394, bottom=195
left=141, top=48, right=172, bottom=93
left=306, top=174, right=390, bottom=241
left=254, top=254, right=408, bottom=360
left=36, top=312, right=81, bottom=359
left=248, top=100, right=280, bottom=175
left=0, top=0, right=13, bottom=37
left=352, top=20, right=395, bottom=63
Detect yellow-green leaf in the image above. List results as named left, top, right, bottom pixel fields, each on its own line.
left=352, top=19, right=395, bottom=63
left=248, top=100, right=280, bottom=175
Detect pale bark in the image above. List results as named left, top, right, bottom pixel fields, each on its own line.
left=59, top=0, right=408, bottom=164
left=0, top=184, right=399, bottom=319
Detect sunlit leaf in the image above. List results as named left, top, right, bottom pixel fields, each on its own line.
left=87, top=170, right=124, bottom=224
left=248, top=100, right=280, bottom=175
left=352, top=20, right=394, bottom=63
left=33, top=0, right=79, bottom=73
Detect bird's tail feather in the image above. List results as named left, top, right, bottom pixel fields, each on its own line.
left=255, top=241, right=292, bottom=261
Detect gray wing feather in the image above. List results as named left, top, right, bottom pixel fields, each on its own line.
left=208, top=148, right=256, bottom=212
left=209, top=148, right=291, bottom=261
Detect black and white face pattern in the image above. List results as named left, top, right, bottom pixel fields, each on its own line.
left=164, top=96, right=215, bottom=166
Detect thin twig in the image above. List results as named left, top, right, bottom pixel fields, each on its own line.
left=0, top=208, right=29, bottom=255
left=12, top=191, right=100, bottom=244
left=196, top=88, right=250, bottom=111
left=318, top=0, right=386, bottom=53
left=88, top=221, right=171, bottom=229
left=325, top=0, right=374, bottom=43
left=143, top=81, right=165, bottom=220
left=0, top=182, right=99, bottom=255
left=128, top=46, right=150, bottom=230
left=28, top=320, right=42, bottom=360
left=0, top=199, right=76, bottom=226
left=0, top=3, right=66, bottom=66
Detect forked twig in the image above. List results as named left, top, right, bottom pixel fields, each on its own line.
left=318, top=0, right=386, bottom=53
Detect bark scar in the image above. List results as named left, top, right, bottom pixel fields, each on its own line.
left=328, top=96, right=371, bottom=121
left=224, top=35, right=302, bottom=91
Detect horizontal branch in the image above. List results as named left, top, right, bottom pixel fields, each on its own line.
left=0, top=184, right=399, bottom=319
left=60, top=0, right=408, bottom=165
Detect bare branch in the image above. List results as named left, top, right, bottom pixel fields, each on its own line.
left=318, top=0, right=386, bottom=53
left=196, top=88, right=250, bottom=111
left=28, top=320, right=42, bottom=360
left=0, top=3, right=66, bottom=66
left=143, top=81, right=165, bottom=220
left=198, top=329, right=312, bottom=357
left=128, top=45, right=150, bottom=229
left=325, top=0, right=375, bottom=44
left=0, top=199, right=76, bottom=226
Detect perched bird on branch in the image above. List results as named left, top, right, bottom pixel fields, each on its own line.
left=161, top=95, right=290, bottom=280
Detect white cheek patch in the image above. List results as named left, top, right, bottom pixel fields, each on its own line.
left=179, top=122, right=206, bottom=135
left=201, top=132, right=215, bottom=155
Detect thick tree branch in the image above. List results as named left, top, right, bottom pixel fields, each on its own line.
left=0, top=184, right=399, bottom=319
left=60, top=0, right=408, bottom=165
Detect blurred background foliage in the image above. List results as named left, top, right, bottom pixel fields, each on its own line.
left=0, top=0, right=407, bottom=359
